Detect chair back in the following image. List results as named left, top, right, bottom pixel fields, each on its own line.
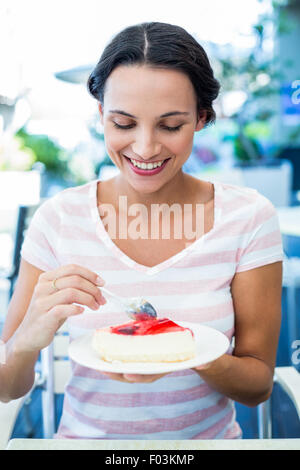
left=10, top=205, right=39, bottom=296
left=0, top=201, right=44, bottom=300
left=40, top=323, right=71, bottom=439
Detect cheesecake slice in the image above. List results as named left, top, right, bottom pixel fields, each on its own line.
left=92, top=318, right=196, bottom=363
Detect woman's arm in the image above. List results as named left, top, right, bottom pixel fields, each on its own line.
left=193, top=261, right=283, bottom=407
left=0, top=259, right=42, bottom=402
left=0, top=260, right=106, bottom=403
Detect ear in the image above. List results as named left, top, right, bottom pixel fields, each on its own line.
left=98, top=102, right=104, bottom=125
left=195, top=110, right=207, bottom=131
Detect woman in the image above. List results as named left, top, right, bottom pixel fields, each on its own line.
left=0, top=22, right=283, bottom=439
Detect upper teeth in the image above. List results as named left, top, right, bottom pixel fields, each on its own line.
left=129, top=158, right=164, bottom=169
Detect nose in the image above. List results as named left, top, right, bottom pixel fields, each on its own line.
left=131, top=128, right=162, bottom=160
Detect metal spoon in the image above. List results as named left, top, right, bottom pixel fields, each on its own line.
left=99, top=286, right=157, bottom=321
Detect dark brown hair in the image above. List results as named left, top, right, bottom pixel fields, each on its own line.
left=88, top=22, right=220, bottom=126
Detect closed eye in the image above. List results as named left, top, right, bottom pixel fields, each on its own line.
left=162, top=125, right=183, bottom=132
left=112, top=122, right=183, bottom=132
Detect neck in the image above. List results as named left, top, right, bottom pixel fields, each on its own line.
left=110, top=170, right=197, bottom=210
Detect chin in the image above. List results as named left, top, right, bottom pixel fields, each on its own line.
left=128, top=179, right=167, bottom=193
left=131, top=186, right=163, bottom=196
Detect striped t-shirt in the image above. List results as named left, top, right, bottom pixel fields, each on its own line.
left=20, top=178, right=284, bottom=439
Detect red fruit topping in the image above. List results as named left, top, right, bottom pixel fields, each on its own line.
left=110, top=318, right=193, bottom=336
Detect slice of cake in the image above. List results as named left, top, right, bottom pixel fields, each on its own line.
left=92, top=318, right=196, bottom=363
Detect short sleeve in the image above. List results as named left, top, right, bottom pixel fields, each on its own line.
left=20, top=197, right=61, bottom=272
left=236, top=197, right=284, bottom=273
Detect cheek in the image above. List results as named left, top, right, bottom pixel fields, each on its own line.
left=104, top=128, right=129, bottom=153
left=167, top=131, right=194, bottom=156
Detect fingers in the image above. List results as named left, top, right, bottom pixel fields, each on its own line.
left=15, top=265, right=107, bottom=354
left=39, top=264, right=105, bottom=287
left=123, top=373, right=167, bottom=383
left=44, top=304, right=86, bottom=329
left=100, top=372, right=132, bottom=383
left=42, top=275, right=106, bottom=305
left=36, top=264, right=106, bottom=312
left=193, top=361, right=214, bottom=371
left=40, top=286, right=106, bottom=312
left=100, top=372, right=167, bottom=383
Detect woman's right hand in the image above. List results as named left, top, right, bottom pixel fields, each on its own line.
left=13, top=264, right=106, bottom=354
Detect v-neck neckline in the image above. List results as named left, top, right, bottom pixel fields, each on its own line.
left=90, top=178, right=222, bottom=276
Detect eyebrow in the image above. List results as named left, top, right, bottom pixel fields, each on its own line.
left=109, top=110, right=190, bottom=119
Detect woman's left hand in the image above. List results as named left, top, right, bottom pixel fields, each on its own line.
left=101, top=360, right=217, bottom=382
left=100, top=359, right=219, bottom=383
left=100, top=371, right=169, bottom=383
left=193, top=362, right=213, bottom=371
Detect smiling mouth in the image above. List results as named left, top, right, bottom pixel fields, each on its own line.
left=123, top=155, right=171, bottom=170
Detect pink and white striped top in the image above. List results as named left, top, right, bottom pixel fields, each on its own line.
left=21, top=178, right=284, bottom=439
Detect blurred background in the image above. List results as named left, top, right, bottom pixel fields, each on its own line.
left=1, top=0, right=300, bottom=441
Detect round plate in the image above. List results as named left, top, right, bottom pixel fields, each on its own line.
left=68, top=322, right=230, bottom=375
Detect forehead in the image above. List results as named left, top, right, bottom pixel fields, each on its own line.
left=103, top=65, right=196, bottom=112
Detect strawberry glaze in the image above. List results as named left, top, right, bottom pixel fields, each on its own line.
left=110, top=318, right=194, bottom=336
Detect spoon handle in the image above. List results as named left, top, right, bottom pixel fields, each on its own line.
left=99, top=286, right=127, bottom=308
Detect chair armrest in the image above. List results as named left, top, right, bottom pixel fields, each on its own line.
left=0, top=372, right=40, bottom=450
left=0, top=396, right=27, bottom=450
left=274, top=367, right=300, bottom=420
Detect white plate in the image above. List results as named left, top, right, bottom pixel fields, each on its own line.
left=68, top=322, right=230, bottom=375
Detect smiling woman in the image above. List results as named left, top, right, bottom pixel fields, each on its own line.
left=87, top=22, right=220, bottom=200
left=0, top=22, right=283, bottom=442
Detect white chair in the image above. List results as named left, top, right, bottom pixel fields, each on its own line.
left=0, top=374, right=40, bottom=450
left=256, top=254, right=300, bottom=439
left=282, top=255, right=300, bottom=349
left=39, top=323, right=71, bottom=439
left=257, top=367, right=300, bottom=438
left=0, top=324, right=71, bottom=449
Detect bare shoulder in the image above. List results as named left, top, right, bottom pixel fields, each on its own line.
left=1, top=258, right=44, bottom=342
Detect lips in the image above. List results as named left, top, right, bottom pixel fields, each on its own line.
left=123, top=155, right=171, bottom=176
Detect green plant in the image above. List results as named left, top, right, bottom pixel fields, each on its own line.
left=16, top=127, right=69, bottom=176
left=0, top=136, right=36, bottom=171
left=211, top=0, right=296, bottom=165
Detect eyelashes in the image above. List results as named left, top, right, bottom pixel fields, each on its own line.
left=112, top=122, right=183, bottom=132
